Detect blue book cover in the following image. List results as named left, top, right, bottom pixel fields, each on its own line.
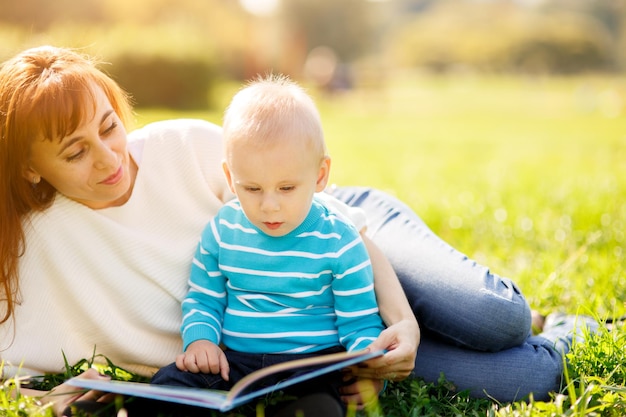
left=68, top=349, right=384, bottom=412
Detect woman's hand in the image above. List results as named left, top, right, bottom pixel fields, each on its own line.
left=30, top=368, right=112, bottom=416
left=340, top=377, right=383, bottom=410
left=358, top=235, right=420, bottom=380
left=348, top=319, right=420, bottom=381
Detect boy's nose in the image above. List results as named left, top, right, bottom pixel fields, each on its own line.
left=261, top=193, right=280, bottom=212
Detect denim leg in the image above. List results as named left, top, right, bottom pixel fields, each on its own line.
left=327, top=186, right=572, bottom=402
left=415, top=314, right=599, bottom=401
left=328, top=186, right=532, bottom=351
left=414, top=335, right=564, bottom=401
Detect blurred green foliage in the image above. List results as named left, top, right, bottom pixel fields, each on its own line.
left=135, top=70, right=625, bottom=318
left=110, top=54, right=215, bottom=109
left=0, top=0, right=624, bottom=108
left=387, top=2, right=616, bottom=74
left=314, top=73, right=625, bottom=318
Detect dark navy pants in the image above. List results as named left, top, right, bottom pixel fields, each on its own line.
left=151, top=347, right=346, bottom=411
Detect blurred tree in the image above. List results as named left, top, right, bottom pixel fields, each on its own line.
left=0, top=0, right=106, bottom=29
left=108, top=54, right=214, bottom=109
left=2, top=0, right=622, bottom=98
left=544, top=0, right=626, bottom=70
left=279, top=0, right=376, bottom=63
left=0, top=0, right=254, bottom=107
left=386, top=0, right=614, bottom=74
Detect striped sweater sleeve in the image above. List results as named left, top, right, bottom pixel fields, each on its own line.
left=181, top=216, right=226, bottom=350
left=331, top=225, right=385, bottom=351
left=181, top=199, right=385, bottom=354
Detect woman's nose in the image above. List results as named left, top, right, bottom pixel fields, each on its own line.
left=93, top=140, right=118, bottom=170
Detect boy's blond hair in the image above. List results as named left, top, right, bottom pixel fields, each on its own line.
left=223, top=74, right=327, bottom=160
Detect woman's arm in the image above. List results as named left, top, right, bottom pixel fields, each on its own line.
left=339, top=235, right=419, bottom=406
left=356, top=235, right=420, bottom=381
left=17, top=369, right=112, bottom=417
left=363, top=234, right=414, bottom=327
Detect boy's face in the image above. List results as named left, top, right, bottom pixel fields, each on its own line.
left=223, top=136, right=330, bottom=237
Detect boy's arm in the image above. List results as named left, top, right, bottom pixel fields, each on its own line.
left=181, top=218, right=227, bottom=351
left=332, top=233, right=385, bottom=352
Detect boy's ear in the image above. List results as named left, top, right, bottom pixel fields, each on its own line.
left=222, top=160, right=236, bottom=194
left=315, top=156, right=331, bottom=192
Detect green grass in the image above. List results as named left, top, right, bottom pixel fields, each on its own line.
left=134, top=73, right=625, bottom=318
left=317, top=73, right=626, bottom=320
left=3, top=72, right=625, bottom=416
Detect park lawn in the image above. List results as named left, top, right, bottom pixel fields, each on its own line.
left=6, top=73, right=619, bottom=417
left=136, top=72, right=625, bottom=319
left=133, top=73, right=626, bottom=416
left=318, top=73, right=626, bottom=320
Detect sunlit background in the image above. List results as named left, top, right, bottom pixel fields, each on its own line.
left=3, top=4, right=626, bottom=414
left=1, top=0, right=624, bottom=109
left=1, top=0, right=625, bottom=316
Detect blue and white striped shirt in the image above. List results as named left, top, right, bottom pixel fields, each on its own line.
left=181, top=197, right=385, bottom=354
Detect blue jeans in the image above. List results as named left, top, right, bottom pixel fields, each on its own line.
left=329, top=186, right=592, bottom=402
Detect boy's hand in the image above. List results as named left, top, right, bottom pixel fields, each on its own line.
left=176, top=340, right=230, bottom=381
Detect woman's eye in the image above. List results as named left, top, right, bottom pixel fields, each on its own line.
left=66, top=149, right=85, bottom=162
left=101, top=121, right=118, bottom=136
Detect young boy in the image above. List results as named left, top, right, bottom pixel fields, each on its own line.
left=152, top=74, right=385, bottom=410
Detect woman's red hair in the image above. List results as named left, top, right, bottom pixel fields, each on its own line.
left=0, top=46, right=133, bottom=323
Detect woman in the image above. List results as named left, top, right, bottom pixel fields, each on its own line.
left=0, top=45, right=574, bottom=416
left=0, top=45, right=413, bottom=416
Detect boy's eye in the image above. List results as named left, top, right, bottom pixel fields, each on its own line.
left=245, top=187, right=261, bottom=192
left=280, top=186, right=295, bottom=192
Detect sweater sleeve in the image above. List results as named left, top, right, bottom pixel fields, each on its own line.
left=181, top=119, right=236, bottom=205
left=181, top=215, right=227, bottom=350
left=129, top=119, right=235, bottom=206
left=332, top=226, right=386, bottom=351
left=317, top=191, right=367, bottom=233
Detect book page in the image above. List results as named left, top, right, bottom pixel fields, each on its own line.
left=226, top=349, right=384, bottom=408
left=68, top=349, right=385, bottom=411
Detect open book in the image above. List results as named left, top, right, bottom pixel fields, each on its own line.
left=68, top=349, right=384, bottom=412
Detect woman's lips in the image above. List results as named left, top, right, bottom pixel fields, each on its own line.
left=100, top=166, right=123, bottom=185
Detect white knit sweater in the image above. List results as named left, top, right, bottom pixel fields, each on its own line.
left=1, top=119, right=233, bottom=378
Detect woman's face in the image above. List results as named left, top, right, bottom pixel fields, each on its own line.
left=26, top=86, right=136, bottom=209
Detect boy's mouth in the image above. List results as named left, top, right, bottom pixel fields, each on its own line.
left=263, top=222, right=283, bottom=230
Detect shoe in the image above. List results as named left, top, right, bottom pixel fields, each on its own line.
left=531, top=310, right=546, bottom=335
left=605, top=315, right=625, bottom=331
